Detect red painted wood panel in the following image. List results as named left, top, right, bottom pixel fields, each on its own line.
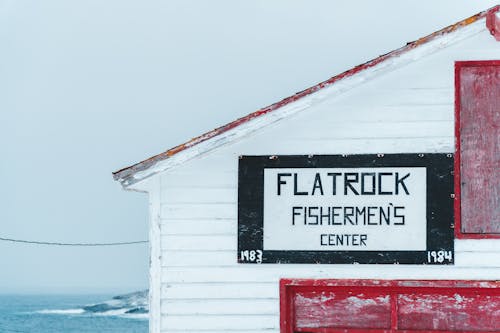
left=294, top=291, right=391, bottom=330
left=455, top=61, right=500, bottom=236
left=398, top=293, right=500, bottom=331
left=280, top=279, right=500, bottom=333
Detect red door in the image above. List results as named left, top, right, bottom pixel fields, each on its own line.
left=280, top=279, right=500, bottom=333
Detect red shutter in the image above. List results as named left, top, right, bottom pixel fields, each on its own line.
left=455, top=60, right=500, bottom=238
left=281, top=279, right=500, bottom=333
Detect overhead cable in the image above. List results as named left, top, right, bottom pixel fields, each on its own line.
left=0, top=236, right=148, bottom=246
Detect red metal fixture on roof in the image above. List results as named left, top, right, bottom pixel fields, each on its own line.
left=486, top=5, right=500, bottom=40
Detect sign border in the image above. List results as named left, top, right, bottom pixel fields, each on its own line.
left=237, top=153, right=454, bottom=265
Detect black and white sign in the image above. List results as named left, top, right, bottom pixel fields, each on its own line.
left=238, top=154, right=454, bottom=264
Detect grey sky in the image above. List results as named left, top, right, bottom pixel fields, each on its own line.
left=1, top=0, right=497, bottom=293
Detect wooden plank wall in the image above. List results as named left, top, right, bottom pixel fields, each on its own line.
left=156, top=28, right=500, bottom=332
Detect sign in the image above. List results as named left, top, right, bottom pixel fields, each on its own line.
left=238, top=154, right=454, bottom=264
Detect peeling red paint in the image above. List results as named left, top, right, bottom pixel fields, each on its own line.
left=398, top=293, right=500, bottom=331
left=295, top=292, right=392, bottom=330
left=280, top=279, right=500, bottom=333
left=454, top=60, right=500, bottom=239
left=486, top=5, right=500, bottom=40
left=113, top=6, right=494, bottom=185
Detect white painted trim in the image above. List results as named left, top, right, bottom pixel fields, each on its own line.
left=148, top=177, right=162, bottom=333
left=121, top=19, right=487, bottom=188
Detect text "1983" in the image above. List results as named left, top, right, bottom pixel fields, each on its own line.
left=240, top=250, right=263, bottom=263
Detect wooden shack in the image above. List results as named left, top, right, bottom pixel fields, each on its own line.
left=113, top=6, right=500, bottom=333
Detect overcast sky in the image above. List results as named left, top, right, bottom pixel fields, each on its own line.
left=0, top=0, right=497, bottom=293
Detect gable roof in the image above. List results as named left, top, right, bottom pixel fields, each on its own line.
left=113, top=5, right=498, bottom=188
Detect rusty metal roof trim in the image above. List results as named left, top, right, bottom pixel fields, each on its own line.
left=113, top=6, right=495, bottom=188
left=486, top=5, right=500, bottom=40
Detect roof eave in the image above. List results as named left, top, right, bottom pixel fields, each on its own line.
left=113, top=7, right=494, bottom=189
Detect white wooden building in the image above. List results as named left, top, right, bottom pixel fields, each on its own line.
left=114, top=6, right=500, bottom=333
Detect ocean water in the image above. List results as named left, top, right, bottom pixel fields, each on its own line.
left=0, top=294, right=148, bottom=333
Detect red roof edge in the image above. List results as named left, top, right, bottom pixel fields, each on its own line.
left=486, top=5, right=500, bottom=41
left=113, top=6, right=492, bottom=184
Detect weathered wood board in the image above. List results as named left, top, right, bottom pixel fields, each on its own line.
left=456, top=61, right=500, bottom=236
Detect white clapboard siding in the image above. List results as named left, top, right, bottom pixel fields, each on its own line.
left=161, top=235, right=235, bottom=251
left=285, top=103, right=453, bottom=125
left=161, top=266, right=500, bottom=284
left=460, top=49, right=500, bottom=59
left=373, top=56, right=454, bottom=89
left=455, top=239, right=500, bottom=252
left=152, top=23, right=500, bottom=333
left=289, top=121, right=453, bottom=139
left=328, top=88, right=453, bottom=107
left=161, top=315, right=278, bottom=331
left=167, top=138, right=454, bottom=176
left=162, top=250, right=234, bottom=266
left=161, top=249, right=500, bottom=268
left=200, top=137, right=453, bottom=157
left=161, top=282, right=279, bottom=299
left=161, top=171, right=237, bottom=189
left=161, top=299, right=278, bottom=315
left=370, top=62, right=454, bottom=90
left=253, top=109, right=454, bottom=142
left=455, top=252, right=500, bottom=266
left=280, top=137, right=453, bottom=155
left=295, top=105, right=453, bottom=123
left=238, top=121, right=455, bottom=156
left=161, top=203, right=236, bottom=220
left=161, top=188, right=237, bottom=204
left=161, top=220, right=235, bottom=235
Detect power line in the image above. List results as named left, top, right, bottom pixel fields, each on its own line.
left=0, top=236, right=148, bottom=246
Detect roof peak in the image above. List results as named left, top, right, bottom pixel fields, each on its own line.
left=114, top=6, right=496, bottom=188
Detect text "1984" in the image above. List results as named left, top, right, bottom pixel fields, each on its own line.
left=427, top=250, right=453, bottom=263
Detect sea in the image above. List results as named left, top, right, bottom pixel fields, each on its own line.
left=0, top=294, right=148, bottom=333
